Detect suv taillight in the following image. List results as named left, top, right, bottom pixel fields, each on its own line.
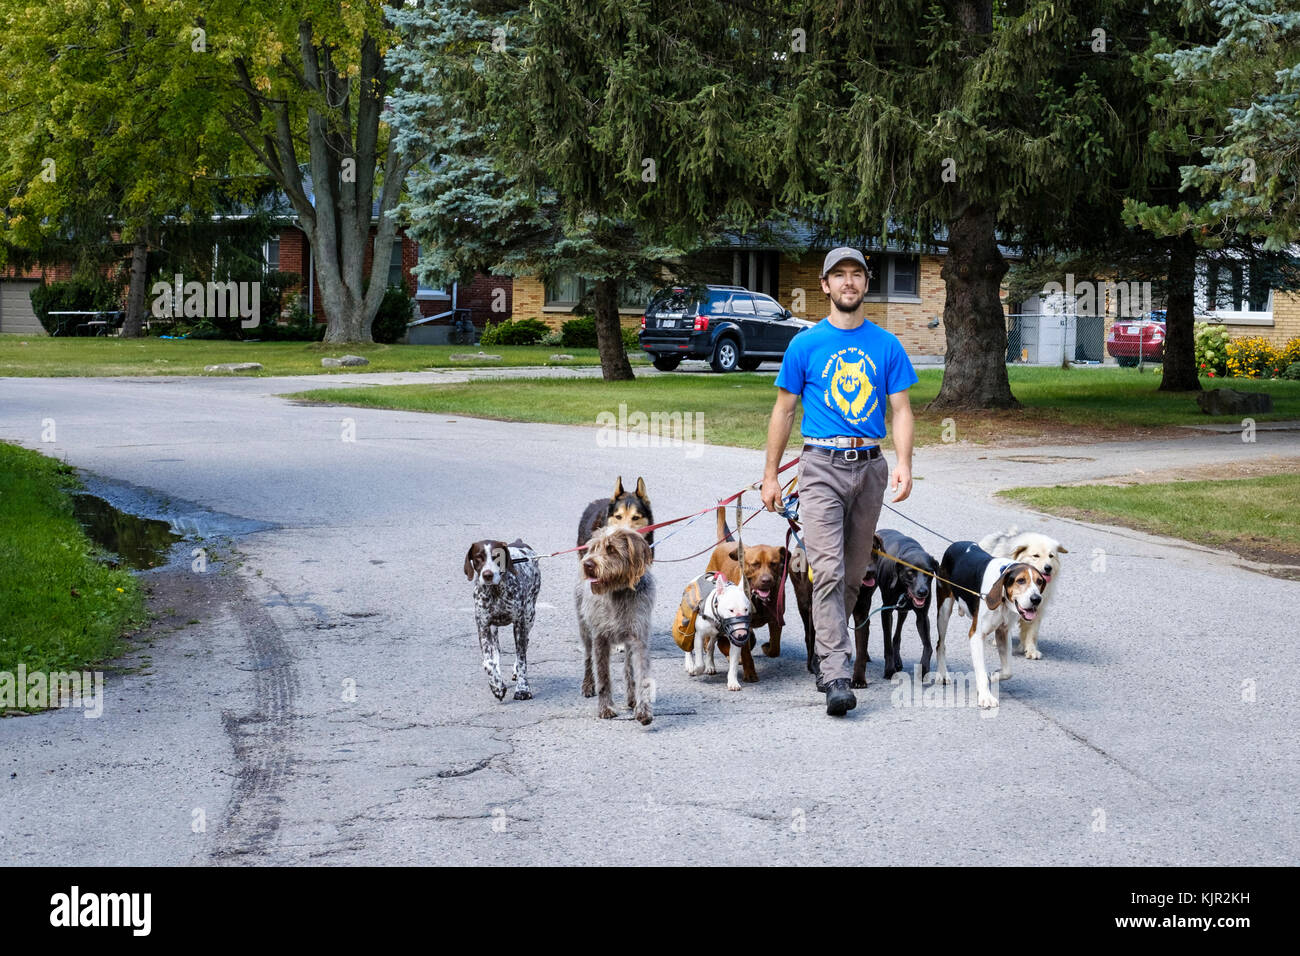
left=693, top=315, right=708, bottom=331
left=640, top=315, right=646, bottom=329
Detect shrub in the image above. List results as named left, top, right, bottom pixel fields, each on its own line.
left=540, top=329, right=563, bottom=346
left=1225, top=336, right=1280, bottom=379
left=621, top=325, right=640, bottom=351
left=29, top=278, right=124, bottom=336
left=1279, top=336, right=1300, bottom=368
left=479, top=318, right=548, bottom=346
left=560, top=315, right=597, bottom=348
left=371, top=285, right=416, bottom=344
left=1194, top=323, right=1230, bottom=378
left=1283, top=362, right=1300, bottom=381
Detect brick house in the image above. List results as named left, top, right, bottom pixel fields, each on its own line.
left=507, top=231, right=1300, bottom=363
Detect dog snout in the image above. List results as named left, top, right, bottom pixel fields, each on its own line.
left=581, top=559, right=596, bottom=577
left=1030, top=592, right=1041, bottom=606
left=482, top=570, right=495, bottom=582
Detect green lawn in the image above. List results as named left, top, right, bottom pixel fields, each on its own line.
left=0, top=335, right=643, bottom=377
left=1000, top=474, right=1300, bottom=561
left=287, top=365, right=1300, bottom=449
left=0, top=442, right=148, bottom=687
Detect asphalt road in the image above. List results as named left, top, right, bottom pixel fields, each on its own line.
left=1, top=370, right=1297, bottom=865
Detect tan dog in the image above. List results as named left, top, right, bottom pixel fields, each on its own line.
left=705, top=508, right=786, bottom=683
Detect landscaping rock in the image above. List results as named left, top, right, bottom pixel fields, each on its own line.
left=204, top=363, right=263, bottom=373
left=450, top=353, right=501, bottom=361
left=1196, top=388, right=1274, bottom=416
left=549, top=354, right=575, bottom=361
left=321, top=355, right=370, bottom=368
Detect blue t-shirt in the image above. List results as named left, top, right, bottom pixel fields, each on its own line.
left=774, top=318, right=918, bottom=439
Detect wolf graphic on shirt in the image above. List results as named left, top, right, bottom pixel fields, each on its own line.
left=824, top=352, right=876, bottom=423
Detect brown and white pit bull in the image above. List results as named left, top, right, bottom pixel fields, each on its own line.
left=705, top=508, right=787, bottom=683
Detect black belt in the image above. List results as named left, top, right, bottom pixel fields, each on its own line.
left=802, top=443, right=882, bottom=461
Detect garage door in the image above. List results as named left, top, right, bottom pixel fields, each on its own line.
left=0, top=280, right=44, bottom=334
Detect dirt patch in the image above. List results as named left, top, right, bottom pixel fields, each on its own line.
left=1055, top=455, right=1300, bottom=487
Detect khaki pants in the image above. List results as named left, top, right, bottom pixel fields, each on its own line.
left=798, top=446, right=890, bottom=683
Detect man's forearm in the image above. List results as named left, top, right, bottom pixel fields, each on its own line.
left=765, top=403, right=795, bottom=478
left=892, top=404, right=914, bottom=469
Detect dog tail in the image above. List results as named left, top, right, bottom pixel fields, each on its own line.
left=715, top=506, right=735, bottom=543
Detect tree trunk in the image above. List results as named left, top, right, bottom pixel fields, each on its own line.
left=121, top=235, right=149, bottom=339
left=594, top=277, right=634, bottom=381
left=1158, top=235, right=1202, bottom=392
left=928, top=204, right=1020, bottom=410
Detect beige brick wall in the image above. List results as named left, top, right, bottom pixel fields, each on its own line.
left=510, top=252, right=1020, bottom=352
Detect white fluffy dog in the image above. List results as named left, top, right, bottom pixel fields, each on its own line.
left=978, top=527, right=1067, bottom=659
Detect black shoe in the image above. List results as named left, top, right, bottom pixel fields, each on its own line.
left=825, top=679, right=857, bottom=716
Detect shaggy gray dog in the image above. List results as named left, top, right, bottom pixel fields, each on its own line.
left=575, top=527, right=656, bottom=725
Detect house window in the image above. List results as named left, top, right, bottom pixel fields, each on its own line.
left=1197, top=259, right=1273, bottom=317
left=413, top=244, right=446, bottom=297
left=891, top=255, right=919, bottom=296
left=264, top=237, right=281, bottom=274
left=545, top=272, right=652, bottom=310
left=861, top=253, right=920, bottom=300
left=387, top=241, right=406, bottom=289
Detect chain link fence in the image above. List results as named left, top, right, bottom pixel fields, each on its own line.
left=1006, top=313, right=1107, bottom=365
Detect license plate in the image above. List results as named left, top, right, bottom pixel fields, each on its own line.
left=1124, top=327, right=1138, bottom=335
left=660, top=319, right=676, bottom=329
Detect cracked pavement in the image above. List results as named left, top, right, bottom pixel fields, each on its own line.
left=1, top=371, right=1297, bottom=865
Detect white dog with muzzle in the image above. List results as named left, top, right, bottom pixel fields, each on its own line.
left=678, top=573, right=753, bottom=691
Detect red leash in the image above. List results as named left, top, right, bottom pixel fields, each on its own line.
left=542, top=456, right=801, bottom=560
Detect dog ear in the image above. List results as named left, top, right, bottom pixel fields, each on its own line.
left=635, top=476, right=649, bottom=502
left=1056, top=542, right=1069, bottom=554
left=1011, top=542, right=1029, bottom=559
left=984, top=574, right=1005, bottom=610
left=464, top=544, right=479, bottom=581
left=726, top=545, right=738, bottom=562
left=613, top=475, right=625, bottom=498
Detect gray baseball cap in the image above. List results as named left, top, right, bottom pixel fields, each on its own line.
left=821, top=246, right=869, bottom=278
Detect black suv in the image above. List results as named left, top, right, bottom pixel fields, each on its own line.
left=639, top=285, right=815, bottom=372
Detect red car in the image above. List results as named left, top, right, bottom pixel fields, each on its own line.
left=1107, top=311, right=1165, bottom=366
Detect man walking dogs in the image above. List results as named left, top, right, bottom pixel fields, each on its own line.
left=761, top=248, right=917, bottom=716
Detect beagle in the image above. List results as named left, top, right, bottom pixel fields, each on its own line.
left=934, top=541, right=1046, bottom=709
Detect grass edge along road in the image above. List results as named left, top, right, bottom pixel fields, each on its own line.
left=0, top=336, right=645, bottom=377
left=1000, top=474, right=1300, bottom=570
left=285, top=366, right=1300, bottom=449
left=0, top=441, right=147, bottom=701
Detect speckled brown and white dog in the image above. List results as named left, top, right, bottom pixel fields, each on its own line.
left=464, top=539, right=541, bottom=701
left=575, top=526, right=656, bottom=725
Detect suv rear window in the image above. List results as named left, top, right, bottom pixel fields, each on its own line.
left=649, top=287, right=704, bottom=314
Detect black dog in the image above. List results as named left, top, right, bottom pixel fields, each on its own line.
left=852, top=528, right=938, bottom=684
left=790, top=534, right=882, bottom=680
left=576, top=476, right=653, bottom=554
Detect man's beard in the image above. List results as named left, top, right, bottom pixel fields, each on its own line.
left=829, top=287, right=863, bottom=312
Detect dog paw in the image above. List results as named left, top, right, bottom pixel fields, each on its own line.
left=938, top=671, right=952, bottom=685
left=741, top=670, right=759, bottom=684
left=513, top=688, right=533, bottom=700
left=634, top=703, right=653, bottom=725
left=851, top=677, right=868, bottom=689
left=581, top=679, right=595, bottom=698
left=990, top=669, right=1011, bottom=682
left=1024, top=647, right=1042, bottom=660
left=761, top=641, right=780, bottom=658
left=598, top=704, right=618, bottom=719
left=705, top=665, right=717, bottom=675
left=978, top=690, right=998, bottom=709
left=490, top=682, right=507, bottom=701
left=727, top=679, right=742, bottom=691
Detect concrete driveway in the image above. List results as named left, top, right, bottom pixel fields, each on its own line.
left=1, top=371, right=1296, bottom=865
